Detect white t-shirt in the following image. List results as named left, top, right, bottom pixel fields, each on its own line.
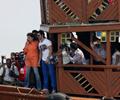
left=39, top=38, right=52, bottom=61
left=69, top=48, right=86, bottom=64
left=112, top=51, right=120, bottom=65
left=62, top=49, right=71, bottom=64
left=0, top=67, right=4, bottom=76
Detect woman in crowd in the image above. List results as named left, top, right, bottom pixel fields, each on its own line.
left=23, top=33, right=41, bottom=90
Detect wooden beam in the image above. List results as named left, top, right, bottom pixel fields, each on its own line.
left=106, top=31, right=111, bottom=65
left=40, top=22, right=120, bottom=33
left=118, top=0, right=120, bottom=21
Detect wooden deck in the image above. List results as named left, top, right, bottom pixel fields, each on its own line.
left=0, top=85, right=101, bottom=100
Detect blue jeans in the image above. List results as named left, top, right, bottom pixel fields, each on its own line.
left=25, top=67, right=41, bottom=90
left=41, top=60, right=56, bottom=90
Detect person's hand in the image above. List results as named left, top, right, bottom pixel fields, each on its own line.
left=38, top=63, right=40, bottom=67
left=45, top=58, right=49, bottom=64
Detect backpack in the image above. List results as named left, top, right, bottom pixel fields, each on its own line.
left=0, top=64, right=5, bottom=84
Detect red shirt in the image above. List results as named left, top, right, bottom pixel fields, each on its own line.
left=18, top=66, right=26, bottom=81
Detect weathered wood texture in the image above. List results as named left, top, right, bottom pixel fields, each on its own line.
left=40, top=0, right=120, bottom=99
left=40, top=0, right=120, bottom=24
left=0, top=85, right=46, bottom=100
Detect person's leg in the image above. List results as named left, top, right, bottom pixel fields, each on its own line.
left=24, top=67, right=30, bottom=88
left=41, top=60, right=49, bottom=89
left=48, top=64, right=56, bottom=92
left=33, top=67, right=41, bottom=90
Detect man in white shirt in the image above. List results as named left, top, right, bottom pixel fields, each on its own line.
left=1, top=58, right=19, bottom=85
left=69, top=42, right=86, bottom=64
left=37, top=30, right=56, bottom=94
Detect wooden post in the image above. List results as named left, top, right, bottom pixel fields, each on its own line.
left=56, top=33, right=62, bottom=91
left=106, top=31, right=111, bottom=65
left=90, top=32, right=93, bottom=65
left=104, top=31, right=113, bottom=98
left=117, top=0, right=120, bottom=21
left=40, top=0, right=47, bottom=24
left=81, top=0, right=88, bottom=22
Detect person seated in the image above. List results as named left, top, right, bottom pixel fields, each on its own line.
left=10, top=52, right=21, bottom=71
left=112, top=48, right=120, bottom=65
left=62, top=44, right=71, bottom=64
left=0, top=63, right=5, bottom=84
left=1, top=58, right=19, bottom=85
left=68, top=42, right=86, bottom=64
left=90, top=38, right=106, bottom=64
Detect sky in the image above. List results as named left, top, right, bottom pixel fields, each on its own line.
left=0, top=0, right=41, bottom=58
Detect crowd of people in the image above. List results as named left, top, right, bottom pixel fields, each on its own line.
left=0, top=30, right=57, bottom=94
left=0, top=30, right=119, bottom=95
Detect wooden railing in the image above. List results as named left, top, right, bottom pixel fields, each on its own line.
left=56, top=64, right=120, bottom=98
left=0, top=85, right=46, bottom=100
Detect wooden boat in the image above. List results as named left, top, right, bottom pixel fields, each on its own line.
left=0, top=0, right=120, bottom=99
left=0, top=85, right=100, bottom=100
left=0, top=85, right=46, bottom=100
left=39, top=0, right=120, bottom=99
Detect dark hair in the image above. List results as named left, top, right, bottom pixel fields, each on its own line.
left=6, top=58, right=11, bottom=63
left=27, top=33, right=38, bottom=41
left=11, top=52, right=16, bottom=56
left=32, top=30, right=38, bottom=34
left=38, top=30, right=45, bottom=38
left=32, top=30, right=39, bottom=40
left=27, top=32, right=32, bottom=36
left=70, top=43, right=78, bottom=50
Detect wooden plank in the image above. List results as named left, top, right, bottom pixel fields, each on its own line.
left=40, top=22, right=120, bottom=33
left=87, top=0, right=102, bottom=18
left=96, top=1, right=118, bottom=20
left=63, top=0, right=82, bottom=19
left=49, top=0, right=72, bottom=24
left=83, top=72, right=106, bottom=95
left=118, top=0, right=120, bottom=21
left=71, top=96, right=99, bottom=100
left=58, top=68, right=86, bottom=94
left=0, top=85, right=46, bottom=100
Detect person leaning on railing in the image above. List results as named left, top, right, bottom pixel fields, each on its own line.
left=68, top=42, right=87, bottom=64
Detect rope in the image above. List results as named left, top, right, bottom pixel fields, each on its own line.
left=16, top=87, right=34, bottom=96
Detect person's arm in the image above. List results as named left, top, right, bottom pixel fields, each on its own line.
left=46, top=45, right=53, bottom=64
left=14, top=66, right=19, bottom=77
left=48, top=45, right=53, bottom=58
left=38, top=50, right=42, bottom=66
left=72, top=54, right=82, bottom=64
left=23, top=41, right=29, bottom=54
left=45, top=40, right=53, bottom=64
left=0, top=67, right=4, bottom=76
